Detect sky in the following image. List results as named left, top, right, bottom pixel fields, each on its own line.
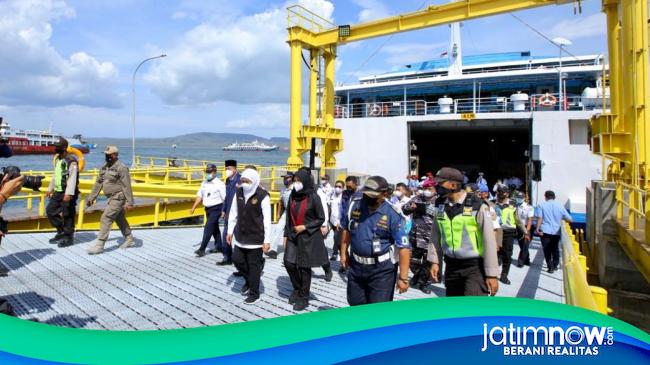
left=0, top=0, right=607, bottom=139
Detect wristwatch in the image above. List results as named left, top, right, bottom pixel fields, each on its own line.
left=398, top=277, right=409, bottom=283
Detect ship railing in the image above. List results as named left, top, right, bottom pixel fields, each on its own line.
left=335, top=93, right=610, bottom=119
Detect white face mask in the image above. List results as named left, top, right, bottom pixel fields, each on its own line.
left=393, top=190, right=403, bottom=197
left=423, top=190, right=434, bottom=198
left=225, top=169, right=234, bottom=178
left=240, top=182, right=253, bottom=193
left=321, top=180, right=328, bottom=186
left=293, top=182, right=304, bottom=192
left=335, top=187, right=343, bottom=195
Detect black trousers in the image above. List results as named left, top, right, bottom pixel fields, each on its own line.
left=331, top=228, right=343, bottom=256
left=46, top=192, right=77, bottom=236
left=540, top=233, right=561, bottom=270
left=199, top=204, right=222, bottom=251
left=285, top=261, right=313, bottom=300
left=232, top=246, right=264, bottom=296
left=410, top=247, right=432, bottom=286
left=517, top=229, right=531, bottom=266
left=444, top=257, right=488, bottom=297
left=499, top=229, right=516, bottom=277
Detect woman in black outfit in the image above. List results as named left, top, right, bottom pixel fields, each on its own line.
left=284, top=169, right=328, bottom=311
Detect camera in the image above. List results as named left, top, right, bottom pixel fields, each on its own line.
left=0, top=166, right=43, bottom=191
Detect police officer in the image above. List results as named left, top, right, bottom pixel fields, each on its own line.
left=45, top=138, right=79, bottom=248
left=428, top=168, right=499, bottom=297
left=514, top=191, right=534, bottom=267
left=340, top=176, right=411, bottom=306
left=86, top=146, right=135, bottom=255
left=494, top=185, right=516, bottom=285
left=191, top=164, right=227, bottom=257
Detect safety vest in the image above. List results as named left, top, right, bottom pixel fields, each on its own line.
left=497, top=202, right=517, bottom=230
left=53, top=156, right=79, bottom=194
left=436, top=198, right=484, bottom=259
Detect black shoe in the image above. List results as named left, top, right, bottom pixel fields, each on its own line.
left=0, top=264, right=8, bottom=277
left=244, top=294, right=259, bottom=305
left=324, top=269, right=333, bottom=282
left=499, top=276, right=511, bottom=285
left=265, top=250, right=278, bottom=259
left=241, top=284, right=250, bottom=296
left=419, top=284, right=432, bottom=294
left=208, top=248, right=220, bottom=254
left=233, top=271, right=243, bottom=277
left=288, top=291, right=298, bottom=305
left=194, top=249, right=205, bottom=257
left=524, top=261, right=531, bottom=266
left=330, top=254, right=337, bottom=261
left=293, top=298, right=308, bottom=311
left=216, top=260, right=232, bottom=266
left=338, top=266, right=347, bottom=273
left=57, top=236, right=73, bottom=248
left=547, top=268, right=555, bottom=274
left=49, top=233, right=64, bottom=244
left=516, top=263, right=524, bottom=268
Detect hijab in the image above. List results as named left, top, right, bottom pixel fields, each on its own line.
left=240, top=168, right=260, bottom=201
left=292, top=169, right=314, bottom=201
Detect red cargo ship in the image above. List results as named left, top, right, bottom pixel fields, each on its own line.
left=0, top=117, right=89, bottom=155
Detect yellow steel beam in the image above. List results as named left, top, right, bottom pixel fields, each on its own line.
left=288, top=40, right=304, bottom=169
left=309, top=48, right=319, bottom=126
left=289, top=0, right=575, bottom=48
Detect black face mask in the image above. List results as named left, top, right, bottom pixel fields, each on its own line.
left=345, top=187, right=354, bottom=194
left=55, top=148, right=65, bottom=155
left=436, top=184, right=456, bottom=197
left=105, top=155, right=114, bottom=163
left=362, top=193, right=380, bottom=207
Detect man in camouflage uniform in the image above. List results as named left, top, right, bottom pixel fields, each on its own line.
left=402, top=179, right=438, bottom=293
left=86, top=146, right=135, bottom=254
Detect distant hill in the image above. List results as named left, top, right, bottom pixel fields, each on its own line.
left=88, top=132, right=290, bottom=148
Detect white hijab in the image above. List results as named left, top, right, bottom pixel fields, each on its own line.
left=240, top=168, right=260, bottom=201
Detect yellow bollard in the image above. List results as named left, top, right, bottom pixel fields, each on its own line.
left=154, top=198, right=160, bottom=228
left=578, top=254, right=588, bottom=275
left=589, top=286, right=610, bottom=315
left=38, top=193, right=45, bottom=216
left=77, top=195, right=86, bottom=229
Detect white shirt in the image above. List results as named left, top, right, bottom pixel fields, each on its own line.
left=316, top=188, right=329, bottom=228
left=196, top=178, right=227, bottom=207
left=330, top=193, right=343, bottom=227
left=227, top=193, right=271, bottom=248
left=318, top=182, right=334, bottom=204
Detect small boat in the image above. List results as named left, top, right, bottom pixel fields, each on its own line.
left=222, top=140, right=279, bottom=152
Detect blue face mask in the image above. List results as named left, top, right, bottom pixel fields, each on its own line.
left=206, top=173, right=216, bottom=181
left=515, top=198, right=524, bottom=205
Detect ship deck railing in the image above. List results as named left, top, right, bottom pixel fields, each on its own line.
left=335, top=93, right=610, bottom=119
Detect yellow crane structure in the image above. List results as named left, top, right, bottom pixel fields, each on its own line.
left=286, top=0, right=650, bottom=312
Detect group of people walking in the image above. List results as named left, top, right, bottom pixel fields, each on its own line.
left=45, top=138, right=135, bottom=254
left=44, top=143, right=573, bottom=312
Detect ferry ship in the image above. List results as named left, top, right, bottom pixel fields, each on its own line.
left=334, top=23, right=608, bottom=218
left=222, top=140, right=279, bottom=152
left=0, top=118, right=91, bottom=154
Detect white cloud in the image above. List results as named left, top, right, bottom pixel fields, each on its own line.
left=381, top=42, right=447, bottom=65
left=550, top=13, right=605, bottom=40
left=226, top=104, right=289, bottom=129
left=0, top=0, right=122, bottom=108
left=354, top=0, right=391, bottom=22
left=145, top=0, right=334, bottom=106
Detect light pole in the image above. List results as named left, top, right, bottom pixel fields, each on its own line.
left=552, top=37, right=572, bottom=111
left=131, top=54, right=166, bottom=167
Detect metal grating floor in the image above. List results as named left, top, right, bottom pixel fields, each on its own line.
left=0, top=227, right=564, bottom=330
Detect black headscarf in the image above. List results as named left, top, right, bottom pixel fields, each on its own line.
left=292, top=169, right=314, bottom=201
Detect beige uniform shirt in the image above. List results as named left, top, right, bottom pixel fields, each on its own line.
left=426, top=192, right=500, bottom=278
left=88, top=160, right=134, bottom=205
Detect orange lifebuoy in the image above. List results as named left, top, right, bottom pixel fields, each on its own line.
left=52, top=146, right=85, bottom=171
left=538, top=93, right=557, bottom=107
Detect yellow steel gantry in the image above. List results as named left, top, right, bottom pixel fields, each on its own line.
left=287, top=0, right=650, bottom=301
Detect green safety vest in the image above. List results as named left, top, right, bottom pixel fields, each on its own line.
left=436, top=202, right=484, bottom=259
left=499, top=203, right=517, bottom=230
left=54, top=158, right=67, bottom=193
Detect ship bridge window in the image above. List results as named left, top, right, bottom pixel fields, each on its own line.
left=569, top=119, right=589, bottom=145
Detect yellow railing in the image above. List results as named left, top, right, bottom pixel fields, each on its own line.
left=561, top=223, right=610, bottom=315
left=612, top=181, right=650, bottom=282
left=287, top=4, right=335, bottom=34
left=615, top=181, right=647, bottom=232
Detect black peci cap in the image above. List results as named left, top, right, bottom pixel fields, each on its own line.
left=362, top=176, right=389, bottom=197
left=225, top=160, right=237, bottom=167
left=434, top=167, right=464, bottom=183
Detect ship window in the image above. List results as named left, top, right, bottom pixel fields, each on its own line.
left=569, top=119, right=589, bottom=145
